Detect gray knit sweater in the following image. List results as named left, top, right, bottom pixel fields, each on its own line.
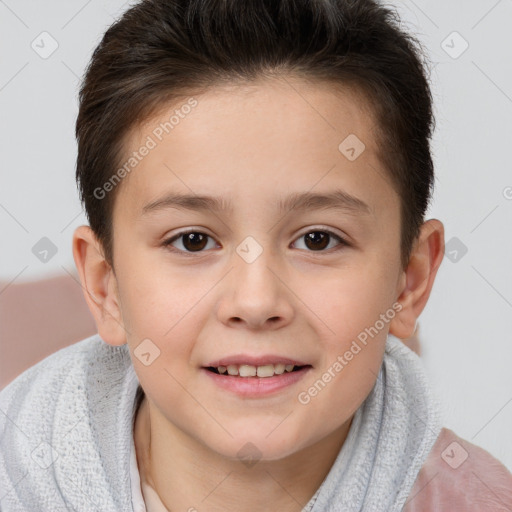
left=0, top=334, right=442, bottom=511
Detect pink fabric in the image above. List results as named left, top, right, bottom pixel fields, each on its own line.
left=404, top=427, right=512, bottom=511
left=0, top=273, right=96, bottom=390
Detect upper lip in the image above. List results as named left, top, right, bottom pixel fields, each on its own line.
left=204, top=354, right=310, bottom=367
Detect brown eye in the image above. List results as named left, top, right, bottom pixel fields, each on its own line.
left=181, top=232, right=208, bottom=251
left=163, top=231, right=216, bottom=253
left=304, top=231, right=330, bottom=251
left=293, top=229, right=347, bottom=252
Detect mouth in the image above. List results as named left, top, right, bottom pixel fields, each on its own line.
left=201, top=360, right=313, bottom=397
left=204, top=363, right=311, bottom=378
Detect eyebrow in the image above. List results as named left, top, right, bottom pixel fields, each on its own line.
left=141, top=190, right=372, bottom=216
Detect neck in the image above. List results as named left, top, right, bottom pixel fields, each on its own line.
left=134, top=395, right=353, bottom=512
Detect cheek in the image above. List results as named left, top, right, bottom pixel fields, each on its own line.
left=301, top=265, right=396, bottom=337
left=297, top=267, right=391, bottom=406
left=117, top=254, right=204, bottom=336
left=297, top=331, right=386, bottom=440
left=116, top=262, right=203, bottom=386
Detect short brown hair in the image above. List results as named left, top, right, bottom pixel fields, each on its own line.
left=75, top=0, right=436, bottom=270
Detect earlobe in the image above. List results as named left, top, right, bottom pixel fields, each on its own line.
left=72, top=225, right=127, bottom=346
left=389, top=219, right=445, bottom=339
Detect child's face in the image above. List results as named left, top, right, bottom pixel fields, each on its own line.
left=108, top=77, right=408, bottom=459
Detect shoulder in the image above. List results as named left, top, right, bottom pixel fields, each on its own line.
left=0, top=334, right=127, bottom=413
left=0, top=333, right=132, bottom=434
left=1, top=334, right=99, bottom=408
left=0, top=335, right=132, bottom=508
left=403, top=427, right=512, bottom=511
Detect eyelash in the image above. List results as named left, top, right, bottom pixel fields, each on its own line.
left=161, top=228, right=350, bottom=255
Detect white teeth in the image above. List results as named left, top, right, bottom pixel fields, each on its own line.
left=213, top=363, right=300, bottom=377
left=239, top=365, right=257, bottom=377
left=273, top=363, right=285, bottom=375
left=256, top=365, right=274, bottom=378
left=227, top=365, right=239, bottom=376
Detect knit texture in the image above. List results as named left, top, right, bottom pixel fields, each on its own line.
left=0, top=334, right=442, bottom=511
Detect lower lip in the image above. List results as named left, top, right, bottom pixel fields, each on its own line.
left=201, top=367, right=312, bottom=397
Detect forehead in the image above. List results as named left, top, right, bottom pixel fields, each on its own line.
left=113, top=76, right=395, bottom=219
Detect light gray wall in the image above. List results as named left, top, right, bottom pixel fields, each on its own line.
left=1, top=0, right=511, bottom=469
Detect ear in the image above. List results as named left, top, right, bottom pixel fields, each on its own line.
left=389, top=219, right=444, bottom=339
left=72, top=225, right=127, bottom=346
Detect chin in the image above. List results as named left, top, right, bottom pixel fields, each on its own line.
left=202, top=425, right=308, bottom=463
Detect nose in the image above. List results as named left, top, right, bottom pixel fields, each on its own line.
left=216, top=246, right=294, bottom=331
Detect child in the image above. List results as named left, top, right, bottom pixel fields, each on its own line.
left=1, top=0, right=511, bottom=510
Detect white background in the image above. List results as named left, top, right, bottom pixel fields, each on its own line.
left=1, top=0, right=511, bottom=470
